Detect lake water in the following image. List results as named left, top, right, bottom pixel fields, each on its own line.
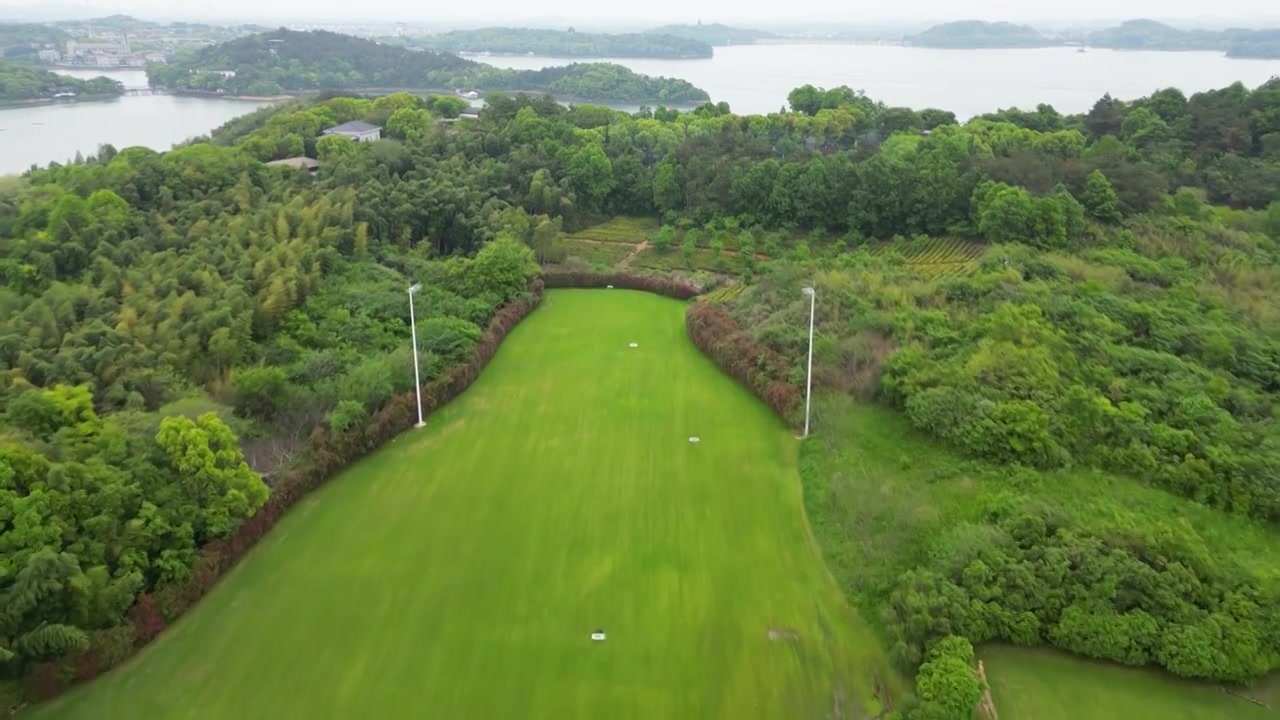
left=0, top=70, right=274, bottom=175
left=479, top=44, right=1280, bottom=118
left=3, top=48, right=1280, bottom=174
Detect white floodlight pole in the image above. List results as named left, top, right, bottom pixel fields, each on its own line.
left=802, top=286, right=816, bottom=438
left=408, top=283, right=425, bottom=428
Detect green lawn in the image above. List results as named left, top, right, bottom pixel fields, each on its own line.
left=982, top=645, right=1275, bottom=720
left=29, top=290, right=900, bottom=719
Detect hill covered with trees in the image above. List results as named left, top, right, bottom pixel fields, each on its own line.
left=644, top=22, right=776, bottom=46
left=0, top=60, right=122, bottom=101
left=397, top=27, right=713, bottom=59
left=147, top=29, right=709, bottom=104
left=1088, top=20, right=1280, bottom=58
left=5, top=73, right=1280, bottom=714
left=906, top=18, right=1280, bottom=57
left=0, top=23, right=70, bottom=63
left=907, top=20, right=1052, bottom=48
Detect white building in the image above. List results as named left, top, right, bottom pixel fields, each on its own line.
left=322, top=121, right=382, bottom=143
left=37, top=49, right=61, bottom=63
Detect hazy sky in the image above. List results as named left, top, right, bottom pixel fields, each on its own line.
left=3, top=0, right=1279, bottom=25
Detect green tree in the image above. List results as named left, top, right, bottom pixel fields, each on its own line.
left=563, top=143, right=614, bottom=211
left=465, top=236, right=539, bottom=302
left=155, top=413, right=267, bottom=542
left=232, top=366, right=291, bottom=422
left=316, top=134, right=361, bottom=163
left=652, top=225, right=674, bottom=253
left=913, top=636, right=982, bottom=720
left=1263, top=200, right=1280, bottom=239
left=1080, top=170, right=1122, bottom=222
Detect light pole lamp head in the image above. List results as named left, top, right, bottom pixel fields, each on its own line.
left=408, top=283, right=423, bottom=294
left=802, top=286, right=816, bottom=298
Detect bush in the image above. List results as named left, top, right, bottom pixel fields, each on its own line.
left=910, top=636, right=981, bottom=720
left=686, top=302, right=802, bottom=424
left=543, top=270, right=700, bottom=299
left=232, top=366, right=291, bottom=422
left=884, top=500, right=1280, bottom=683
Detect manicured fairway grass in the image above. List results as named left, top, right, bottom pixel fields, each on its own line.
left=982, top=645, right=1275, bottom=720
left=29, top=290, right=901, bottom=719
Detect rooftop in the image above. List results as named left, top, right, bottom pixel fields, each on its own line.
left=323, top=120, right=381, bottom=135
left=266, top=157, right=320, bottom=170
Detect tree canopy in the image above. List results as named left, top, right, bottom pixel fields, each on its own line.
left=0, top=60, right=123, bottom=101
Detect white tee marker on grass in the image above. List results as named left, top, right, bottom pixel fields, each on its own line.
left=689, top=436, right=700, bottom=444
left=591, top=630, right=606, bottom=641
left=629, top=342, right=639, bottom=348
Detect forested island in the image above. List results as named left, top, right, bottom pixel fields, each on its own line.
left=906, top=20, right=1053, bottom=48
left=5, top=67, right=1280, bottom=717
left=1089, top=20, right=1280, bottom=58
left=0, top=60, right=122, bottom=101
left=909, top=18, right=1280, bottom=57
left=146, top=29, right=709, bottom=104
left=644, top=22, right=776, bottom=46
left=394, top=27, right=713, bottom=59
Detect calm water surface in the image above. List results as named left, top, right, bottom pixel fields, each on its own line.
left=0, top=70, right=274, bottom=175
left=3, top=48, right=1280, bottom=174
left=480, top=44, right=1280, bottom=118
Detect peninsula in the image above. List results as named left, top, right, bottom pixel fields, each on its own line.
left=146, top=29, right=710, bottom=104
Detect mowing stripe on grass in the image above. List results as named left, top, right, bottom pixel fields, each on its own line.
left=28, top=290, right=900, bottom=720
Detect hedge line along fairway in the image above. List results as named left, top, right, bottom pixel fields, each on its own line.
left=28, top=290, right=901, bottom=720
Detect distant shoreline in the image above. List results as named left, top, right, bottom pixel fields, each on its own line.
left=0, top=93, right=125, bottom=109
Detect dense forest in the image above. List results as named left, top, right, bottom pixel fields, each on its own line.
left=5, top=68, right=1280, bottom=712
left=644, top=22, right=776, bottom=46
left=0, top=60, right=122, bottom=101
left=907, top=21, right=1053, bottom=48
left=397, top=27, right=713, bottom=59
left=147, top=29, right=710, bottom=104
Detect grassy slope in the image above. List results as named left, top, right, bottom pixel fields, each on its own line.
left=983, top=646, right=1276, bottom=720
left=801, top=394, right=1280, bottom=719
left=29, top=290, right=901, bottom=720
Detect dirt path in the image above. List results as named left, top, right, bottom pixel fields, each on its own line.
left=618, top=240, right=649, bottom=268
left=977, top=660, right=999, bottom=719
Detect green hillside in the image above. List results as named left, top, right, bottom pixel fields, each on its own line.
left=645, top=22, right=776, bottom=46
left=401, top=27, right=713, bottom=58
left=147, top=29, right=710, bottom=104
left=908, top=20, right=1053, bottom=48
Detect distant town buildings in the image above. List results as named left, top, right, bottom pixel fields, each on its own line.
left=64, top=35, right=151, bottom=67
left=37, top=49, right=61, bottom=62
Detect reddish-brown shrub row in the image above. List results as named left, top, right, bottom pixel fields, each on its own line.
left=686, top=301, right=802, bottom=425
left=22, top=281, right=545, bottom=704
left=543, top=270, right=700, bottom=300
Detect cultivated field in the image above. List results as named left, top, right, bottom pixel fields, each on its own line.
left=28, top=290, right=900, bottom=719
left=868, top=236, right=985, bottom=277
